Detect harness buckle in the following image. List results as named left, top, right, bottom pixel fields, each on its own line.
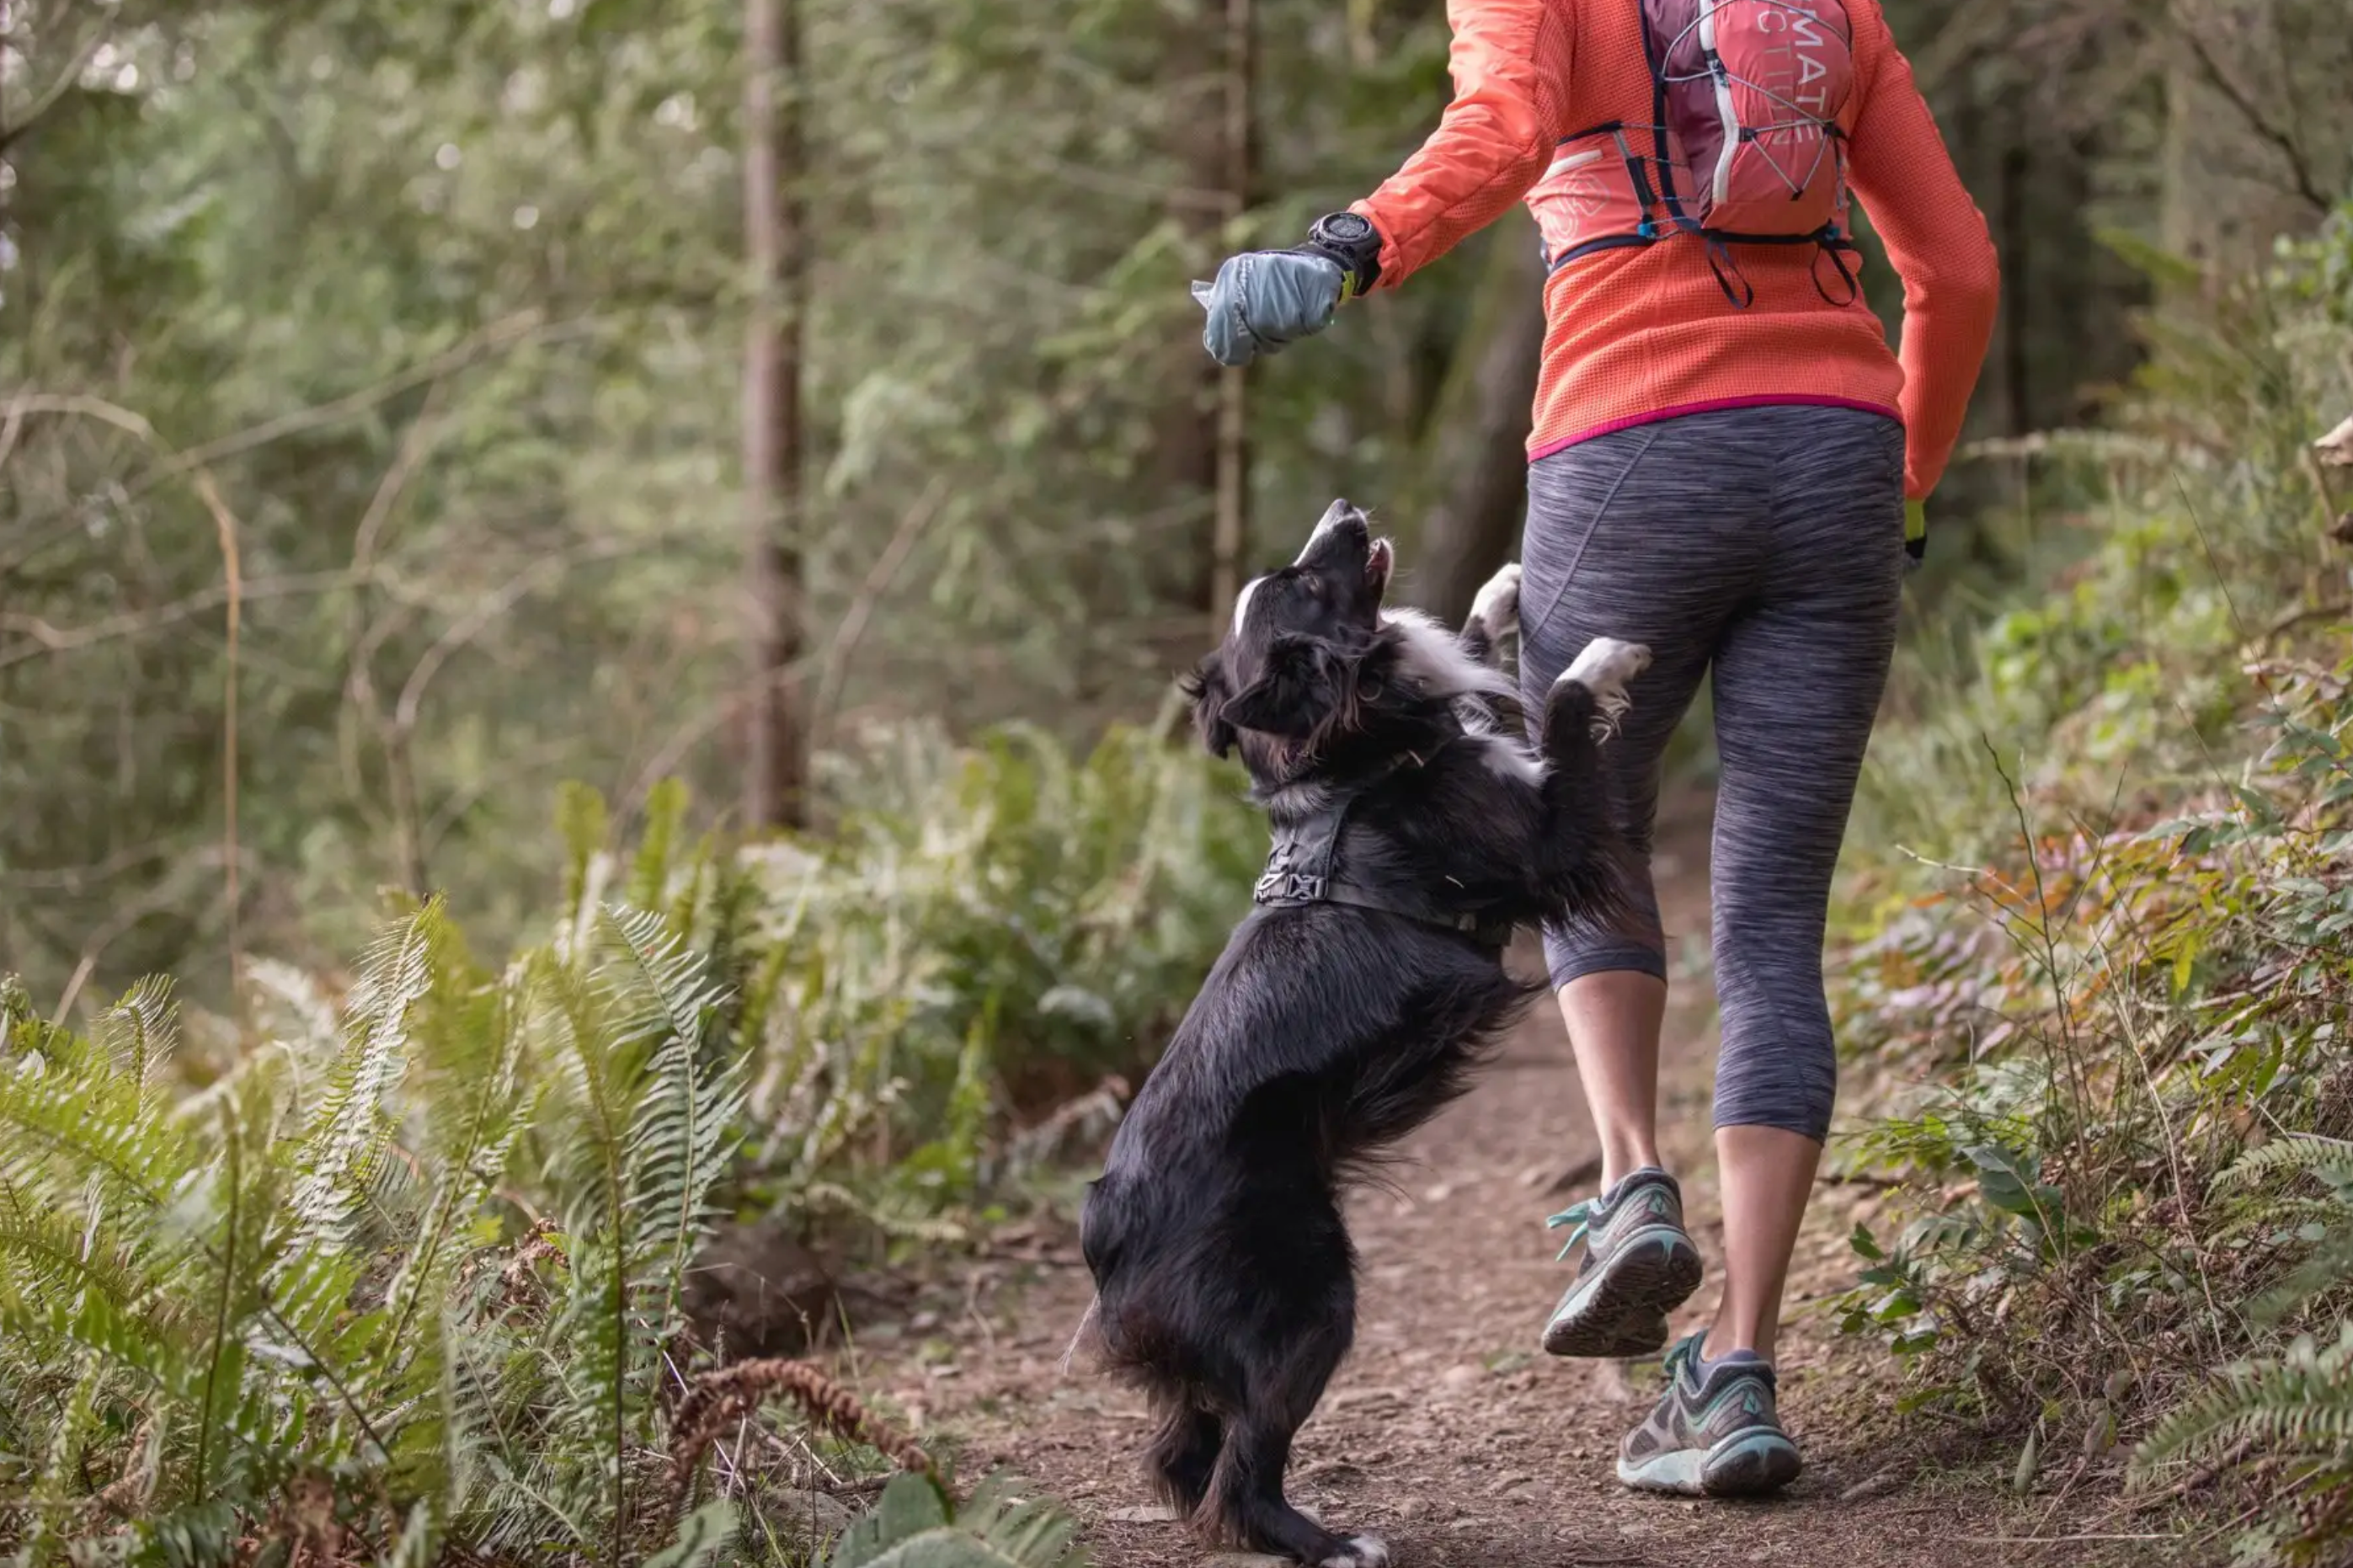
left=1252, top=870, right=1327, bottom=904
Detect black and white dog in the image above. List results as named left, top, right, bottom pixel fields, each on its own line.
left=1077, top=501, right=1648, bottom=1566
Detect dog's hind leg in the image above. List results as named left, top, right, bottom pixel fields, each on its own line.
left=1203, top=1341, right=1390, bottom=1565
left=1199, top=1261, right=1387, bottom=1565
left=1144, top=1393, right=1223, bottom=1516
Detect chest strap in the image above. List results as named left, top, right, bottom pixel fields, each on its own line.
left=1251, top=760, right=1516, bottom=951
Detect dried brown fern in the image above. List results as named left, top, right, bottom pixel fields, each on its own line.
left=658, top=1358, right=932, bottom=1523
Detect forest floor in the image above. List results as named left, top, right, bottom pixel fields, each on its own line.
left=832, top=791, right=2183, bottom=1568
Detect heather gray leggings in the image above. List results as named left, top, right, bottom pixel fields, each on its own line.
left=1518, top=404, right=1907, bottom=1143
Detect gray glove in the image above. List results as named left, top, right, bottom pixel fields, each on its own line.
left=1191, top=248, right=1347, bottom=368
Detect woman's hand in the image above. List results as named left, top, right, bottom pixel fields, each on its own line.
left=1191, top=248, right=1347, bottom=368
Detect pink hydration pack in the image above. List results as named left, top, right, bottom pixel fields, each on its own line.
left=1525, top=0, right=1860, bottom=305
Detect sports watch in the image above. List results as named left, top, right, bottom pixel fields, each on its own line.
left=1304, top=211, right=1383, bottom=301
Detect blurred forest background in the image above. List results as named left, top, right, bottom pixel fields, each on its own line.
left=10, top=0, right=2340, bottom=1003
left=3, top=0, right=2353, bottom=1564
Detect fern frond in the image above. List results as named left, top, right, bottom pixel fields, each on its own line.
left=99, top=976, right=179, bottom=1117
left=23, top=1349, right=108, bottom=1561
left=369, top=943, right=534, bottom=1414
left=824, top=1471, right=1088, bottom=1568
left=558, top=781, right=612, bottom=926
left=628, top=779, right=691, bottom=913
left=2251, top=1226, right=2353, bottom=1326
left=2132, top=1321, right=2353, bottom=1479
left=601, top=905, right=744, bottom=1351
left=525, top=951, right=640, bottom=1550
left=0, top=1056, right=196, bottom=1211
left=382, top=1500, right=441, bottom=1568
left=2216, top=1134, right=2353, bottom=1195
left=950, top=1473, right=1089, bottom=1568
left=0, top=1208, right=165, bottom=1325
left=290, top=904, right=441, bottom=1251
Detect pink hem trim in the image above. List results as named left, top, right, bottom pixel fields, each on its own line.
left=1526, top=395, right=1902, bottom=463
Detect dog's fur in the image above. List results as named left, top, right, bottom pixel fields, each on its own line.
left=1076, top=502, right=1647, bottom=1567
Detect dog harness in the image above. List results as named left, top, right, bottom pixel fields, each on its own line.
left=1251, top=753, right=1517, bottom=951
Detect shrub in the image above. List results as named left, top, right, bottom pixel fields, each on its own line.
left=1829, top=208, right=2353, bottom=1560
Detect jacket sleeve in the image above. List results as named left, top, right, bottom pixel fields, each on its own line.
left=1843, top=2, right=2001, bottom=501
left=1349, top=0, right=1569, bottom=290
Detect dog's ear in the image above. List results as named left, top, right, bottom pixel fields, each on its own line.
left=1219, top=635, right=1353, bottom=739
left=1183, top=656, right=1237, bottom=759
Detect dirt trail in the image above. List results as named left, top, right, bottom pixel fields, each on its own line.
left=840, top=792, right=2116, bottom=1568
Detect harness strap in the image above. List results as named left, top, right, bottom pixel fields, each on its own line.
left=1251, top=747, right=1515, bottom=951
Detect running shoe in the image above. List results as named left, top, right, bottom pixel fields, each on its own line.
left=1617, top=1332, right=1804, bottom=1496
left=1540, top=1166, right=1703, bottom=1358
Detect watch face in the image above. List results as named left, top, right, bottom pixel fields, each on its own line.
left=1320, top=212, right=1373, bottom=244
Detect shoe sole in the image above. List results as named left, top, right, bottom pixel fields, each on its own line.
left=1540, top=1229, right=1703, bottom=1358
left=1615, top=1431, right=1804, bottom=1497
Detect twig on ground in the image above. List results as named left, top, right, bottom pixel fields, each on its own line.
left=1960, top=1532, right=2180, bottom=1544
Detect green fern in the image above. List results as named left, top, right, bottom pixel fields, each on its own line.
left=0, top=732, right=1241, bottom=1562
left=289, top=905, right=441, bottom=1252
left=99, top=974, right=179, bottom=1117
left=2214, top=1134, right=2353, bottom=1195
left=2132, top=1321, right=2353, bottom=1497
left=628, top=778, right=691, bottom=912
left=2212, top=1133, right=2353, bottom=1327
left=824, top=1472, right=1087, bottom=1568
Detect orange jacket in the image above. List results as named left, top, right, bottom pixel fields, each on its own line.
left=1348, top=0, right=1998, bottom=501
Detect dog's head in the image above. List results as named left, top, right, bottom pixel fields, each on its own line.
left=1188, top=499, right=1394, bottom=760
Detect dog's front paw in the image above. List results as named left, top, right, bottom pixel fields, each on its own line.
left=1557, top=636, right=1651, bottom=739
left=1470, top=563, right=1523, bottom=643
left=1319, top=1533, right=1390, bottom=1568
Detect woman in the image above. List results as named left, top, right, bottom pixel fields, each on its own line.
left=1193, top=0, right=1998, bottom=1498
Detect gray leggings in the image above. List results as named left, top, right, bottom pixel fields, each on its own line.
left=1517, top=404, right=1907, bottom=1142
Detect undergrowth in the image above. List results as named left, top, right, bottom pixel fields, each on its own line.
left=0, top=716, right=1251, bottom=1564
left=1830, top=208, right=2353, bottom=1562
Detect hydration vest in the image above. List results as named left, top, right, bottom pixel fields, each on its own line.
left=1526, top=0, right=1862, bottom=307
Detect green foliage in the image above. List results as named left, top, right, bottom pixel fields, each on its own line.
left=0, top=899, right=747, bottom=1564
left=0, top=715, right=1249, bottom=1561
left=1829, top=208, right=2353, bottom=1556
left=823, top=1474, right=1086, bottom=1568
left=2131, top=1323, right=2353, bottom=1565
left=0, top=0, right=1454, bottom=1006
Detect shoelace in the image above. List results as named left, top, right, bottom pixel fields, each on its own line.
left=1661, top=1331, right=1705, bottom=1382
left=1545, top=1197, right=1598, bottom=1261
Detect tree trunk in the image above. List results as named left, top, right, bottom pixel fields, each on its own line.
left=741, top=0, right=809, bottom=830
left=1400, top=216, right=1547, bottom=627
left=1997, top=93, right=2030, bottom=438
left=1207, top=0, right=1256, bottom=636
